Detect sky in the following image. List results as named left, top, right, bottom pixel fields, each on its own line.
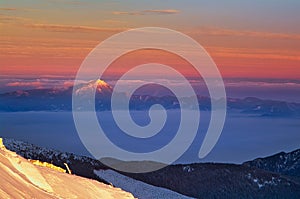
left=0, top=0, right=300, bottom=86
left=0, top=0, right=300, bottom=163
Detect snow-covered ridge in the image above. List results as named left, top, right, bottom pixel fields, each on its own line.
left=0, top=138, right=135, bottom=199
left=2, top=138, right=109, bottom=182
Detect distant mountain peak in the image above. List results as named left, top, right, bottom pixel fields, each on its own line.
left=74, top=79, right=113, bottom=95
left=92, top=79, right=112, bottom=91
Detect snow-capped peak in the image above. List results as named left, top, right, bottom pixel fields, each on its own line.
left=74, top=79, right=113, bottom=95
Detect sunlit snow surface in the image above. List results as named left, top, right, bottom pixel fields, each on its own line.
left=0, top=138, right=135, bottom=199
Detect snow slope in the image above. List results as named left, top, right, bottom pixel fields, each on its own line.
left=94, top=169, right=194, bottom=199
left=0, top=138, right=135, bottom=199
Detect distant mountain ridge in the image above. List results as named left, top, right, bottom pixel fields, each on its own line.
left=3, top=138, right=300, bottom=199
left=1, top=79, right=300, bottom=117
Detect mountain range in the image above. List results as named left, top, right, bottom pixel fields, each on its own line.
left=1, top=79, right=300, bottom=117
left=3, top=138, right=300, bottom=199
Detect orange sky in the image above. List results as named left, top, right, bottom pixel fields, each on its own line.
left=0, top=0, right=300, bottom=79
